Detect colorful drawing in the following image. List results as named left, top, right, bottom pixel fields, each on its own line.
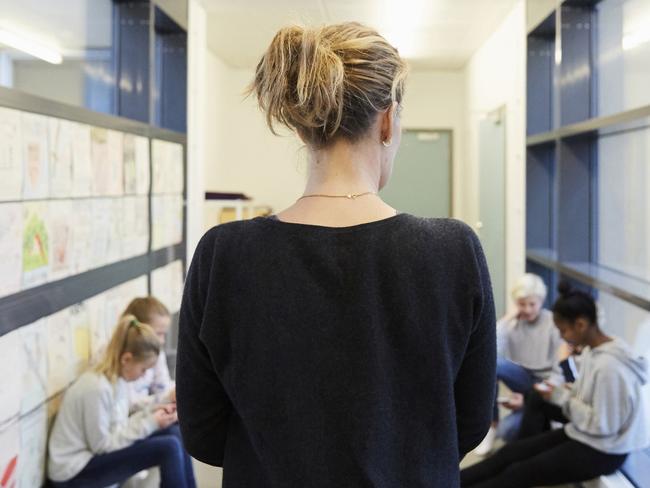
left=22, top=203, right=49, bottom=288
left=152, top=195, right=183, bottom=250
left=0, top=330, right=21, bottom=425
left=21, top=113, right=49, bottom=199
left=0, top=107, right=23, bottom=201
left=46, top=309, right=75, bottom=396
left=152, top=139, right=184, bottom=194
left=0, top=203, right=23, bottom=298
left=48, top=200, right=74, bottom=281
left=19, top=320, right=48, bottom=415
left=90, top=127, right=110, bottom=195
left=106, top=130, right=124, bottom=196
left=71, top=124, right=92, bottom=197
left=69, top=303, right=91, bottom=375
left=0, top=420, right=19, bottom=488
left=48, top=118, right=74, bottom=198
left=71, top=201, right=93, bottom=274
left=17, top=405, right=46, bottom=488
left=121, top=196, right=149, bottom=259
left=151, top=260, right=185, bottom=314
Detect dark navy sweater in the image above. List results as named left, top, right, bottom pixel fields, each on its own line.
left=177, top=214, right=496, bottom=487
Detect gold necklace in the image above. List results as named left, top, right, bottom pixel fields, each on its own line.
left=297, top=191, right=377, bottom=201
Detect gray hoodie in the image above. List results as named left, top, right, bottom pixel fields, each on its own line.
left=551, top=337, right=650, bottom=454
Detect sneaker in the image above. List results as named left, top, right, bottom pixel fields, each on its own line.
left=473, top=426, right=497, bottom=456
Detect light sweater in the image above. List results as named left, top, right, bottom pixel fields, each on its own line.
left=127, top=350, right=175, bottom=412
left=47, top=371, right=159, bottom=482
left=496, top=309, right=564, bottom=376
left=551, top=337, right=650, bottom=454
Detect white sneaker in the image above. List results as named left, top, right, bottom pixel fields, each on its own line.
left=473, top=426, right=497, bottom=456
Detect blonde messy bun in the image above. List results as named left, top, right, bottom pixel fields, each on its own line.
left=248, top=22, right=408, bottom=148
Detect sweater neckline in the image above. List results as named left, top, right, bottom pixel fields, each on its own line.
left=259, top=212, right=408, bottom=232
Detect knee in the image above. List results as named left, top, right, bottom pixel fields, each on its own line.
left=151, top=435, right=184, bottom=458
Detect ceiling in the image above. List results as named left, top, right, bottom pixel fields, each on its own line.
left=203, top=0, right=520, bottom=70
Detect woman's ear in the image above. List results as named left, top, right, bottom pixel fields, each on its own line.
left=575, top=317, right=590, bottom=334
left=380, top=101, right=399, bottom=145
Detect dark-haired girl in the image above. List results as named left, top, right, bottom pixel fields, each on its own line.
left=461, top=282, right=650, bottom=488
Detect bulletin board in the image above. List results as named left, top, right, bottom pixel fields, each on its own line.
left=0, top=86, right=186, bottom=486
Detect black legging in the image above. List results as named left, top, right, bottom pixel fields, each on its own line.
left=460, top=429, right=627, bottom=488
left=516, top=390, right=568, bottom=440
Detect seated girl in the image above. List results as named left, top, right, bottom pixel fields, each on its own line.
left=47, top=315, right=196, bottom=488
left=461, top=282, right=649, bottom=487
left=475, top=273, right=565, bottom=455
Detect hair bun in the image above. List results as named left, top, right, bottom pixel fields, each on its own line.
left=557, top=281, right=573, bottom=298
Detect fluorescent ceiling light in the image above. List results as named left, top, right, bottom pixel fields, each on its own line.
left=379, top=0, right=434, bottom=59
left=0, top=27, right=62, bottom=64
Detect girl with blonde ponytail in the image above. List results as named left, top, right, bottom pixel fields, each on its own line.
left=47, top=315, right=196, bottom=487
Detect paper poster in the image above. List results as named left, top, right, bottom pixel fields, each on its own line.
left=152, top=195, right=184, bottom=250
left=0, top=203, right=23, bottom=298
left=152, top=139, right=184, bottom=194
left=121, top=196, right=149, bottom=259
left=21, top=113, right=49, bottom=200
left=108, top=199, right=124, bottom=263
left=48, top=200, right=74, bottom=281
left=0, top=420, right=19, bottom=488
left=151, top=260, right=185, bottom=314
left=48, top=118, right=74, bottom=198
left=90, top=127, right=110, bottom=196
left=123, top=134, right=150, bottom=195
left=0, top=107, right=23, bottom=201
left=0, top=330, right=22, bottom=425
left=71, top=200, right=93, bottom=274
left=17, top=405, right=46, bottom=488
left=69, top=303, right=91, bottom=375
left=90, top=199, right=111, bottom=268
left=106, top=130, right=124, bottom=196
left=46, top=309, right=75, bottom=396
left=19, top=320, right=48, bottom=415
left=72, top=124, right=92, bottom=197
left=22, top=203, right=50, bottom=288
left=86, top=293, right=109, bottom=361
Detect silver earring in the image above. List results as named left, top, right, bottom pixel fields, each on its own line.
left=382, top=139, right=392, bottom=147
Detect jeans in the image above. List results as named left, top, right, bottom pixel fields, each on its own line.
left=460, top=429, right=627, bottom=488
left=49, top=424, right=196, bottom=488
left=493, top=358, right=538, bottom=421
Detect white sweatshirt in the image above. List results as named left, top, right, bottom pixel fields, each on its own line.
left=47, top=371, right=159, bottom=482
left=551, top=337, right=650, bottom=454
left=497, top=309, right=565, bottom=376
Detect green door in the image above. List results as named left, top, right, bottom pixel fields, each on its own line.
left=380, top=130, right=452, bottom=218
left=478, top=108, right=506, bottom=318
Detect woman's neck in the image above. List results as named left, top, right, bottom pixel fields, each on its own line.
left=303, top=138, right=382, bottom=195
left=584, top=327, right=612, bottom=349
left=277, top=139, right=396, bottom=226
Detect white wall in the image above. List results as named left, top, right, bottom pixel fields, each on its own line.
left=202, top=62, right=306, bottom=229
left=187, top=0, right=209, bottom=258
left=401, top=70, right=465, bottom=217
left=201, top=62, right=466, bottom=227
left=463, top=0, right=527, bottom=310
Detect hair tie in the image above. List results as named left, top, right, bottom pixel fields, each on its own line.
left=130, top=319, right=141, bottom=329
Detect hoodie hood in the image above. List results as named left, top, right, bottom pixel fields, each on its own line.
left=591, top=337, right=648, bottom=385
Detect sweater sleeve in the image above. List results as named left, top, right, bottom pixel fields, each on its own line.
left=454, top=229, right=497, bottom=458
left=84, top=385, right=158, bottom=454
left=562, top=367, right=633, bottom=437
left=177, top=230, right=233, bottom=467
